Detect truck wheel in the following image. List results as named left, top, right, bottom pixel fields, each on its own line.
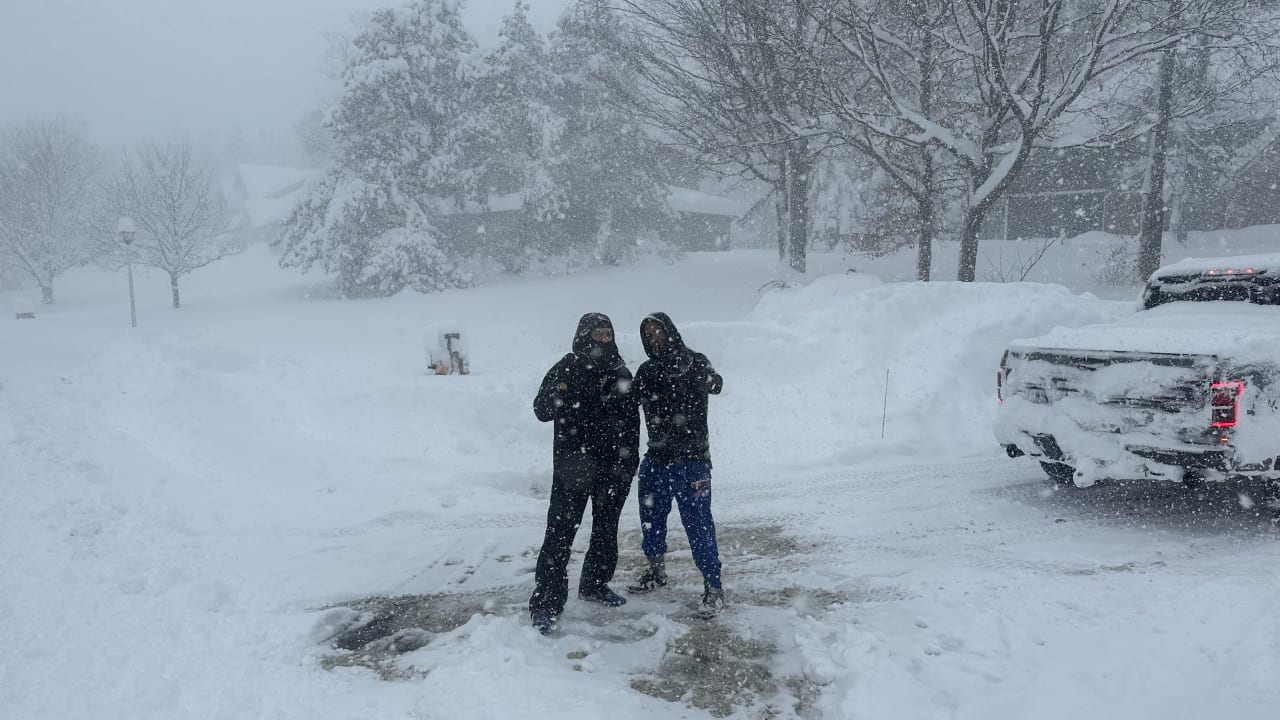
left=1040, top=461, right=1076, bottom=485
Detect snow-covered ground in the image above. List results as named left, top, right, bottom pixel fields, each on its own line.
left=3, top=230, right=1280, bottom=719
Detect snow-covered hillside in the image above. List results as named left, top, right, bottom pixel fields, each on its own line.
left=3, top=231, right=1279, bottom=719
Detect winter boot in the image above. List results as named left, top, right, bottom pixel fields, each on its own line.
left=698, top=582, right=725, bottom=618
left=578, top=585, right=627, bottom=607
left=531, top=610, right=558, bottom=635
left=626, top=555, right=668, bottom=593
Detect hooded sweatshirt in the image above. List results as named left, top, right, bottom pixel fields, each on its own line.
left=634, top=312, right=723, bottom=464
left=533, top=313, right=641, bottom=473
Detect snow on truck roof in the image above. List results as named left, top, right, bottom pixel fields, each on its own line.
left=1154, top=253, right=1280, bottom=278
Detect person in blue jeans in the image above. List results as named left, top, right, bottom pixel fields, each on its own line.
left=626, top=312, right=725, bottom=614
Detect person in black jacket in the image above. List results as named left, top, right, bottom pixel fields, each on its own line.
left=626, top=312, right=726, bottom=615
left=529, top=313, right=640, bottom=634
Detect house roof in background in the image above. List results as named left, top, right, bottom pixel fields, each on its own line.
left=238, top=164, right=313, bottom=199
left=234, top=163, right=316, bottom=228
left=243, top=196, right=303, bottom=228
left=666, top=186, right=748, bottom=217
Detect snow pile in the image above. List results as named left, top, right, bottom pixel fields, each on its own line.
left=710, top=276, right=1123, bottom=468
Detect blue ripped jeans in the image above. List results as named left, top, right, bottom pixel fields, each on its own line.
left=638, top=457, right=722, bottom=589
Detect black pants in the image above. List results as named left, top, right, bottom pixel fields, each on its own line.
left=529, top=455, right=633, bottom=616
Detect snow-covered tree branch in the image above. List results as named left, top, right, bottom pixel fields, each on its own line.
left=611, top=0, right=833, bottom=273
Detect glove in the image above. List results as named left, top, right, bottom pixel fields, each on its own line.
left=705, top=370, right=723, bottom=394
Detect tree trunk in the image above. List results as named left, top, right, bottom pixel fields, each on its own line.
left=1172, top=38, right=1209, bottom=248
left=787, top=149, right=811, bottom=274
left=40, top=284, right=53, bottom=304
left=915, top=150, right=936, bottom=282
left=1137, top=47, right=1175, bottom=281
left=958, top=208, right=983, bottom=282
left=774, top=188, right=788, bottom=262
left=170, top=273, right=181, bottom=309
left=1170, top=173, right=1187, bottom=246
left=957, top=122, right=1005, bottom=282
left=915, top=13, right=936, bottom=283
left=915, top=201, right=935, bottom=282
left=957, top=126, right=1035, bottom=282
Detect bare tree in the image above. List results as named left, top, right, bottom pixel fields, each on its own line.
left=0, top=116, right=103, bottom=303
left=108, top=141, right=235, bottom=309
left=1131, top=1, right=1280, bottom=278
left=819, top=0, right=1232, bottom=281
left=610, top=0, right=831, bottom=273
left=1055, top=0, right=1280, bottom=278
left=802, top=0, right=963, bottom=281
left=1137, top=31, right=1179, bottom=280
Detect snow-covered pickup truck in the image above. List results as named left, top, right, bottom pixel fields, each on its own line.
left=994, top=254, right=1280, bottom=489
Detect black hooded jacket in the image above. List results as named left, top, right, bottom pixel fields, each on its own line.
left=533, top=313, right=641, bottom=475
left=634, top=312, right=723, bottom=464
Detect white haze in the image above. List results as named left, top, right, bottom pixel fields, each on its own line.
left=0, top=0, right=570, bottom=144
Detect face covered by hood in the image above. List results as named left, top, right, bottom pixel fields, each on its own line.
left=572, top=312, right=623, bottom=369
left=639, top=312, right=689, bottom=360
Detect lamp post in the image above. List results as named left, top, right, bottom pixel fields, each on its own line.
left=116, top=216, right=137, bottom=328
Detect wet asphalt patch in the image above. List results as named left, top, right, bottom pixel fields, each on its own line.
left=627, top=614, right=821, bottom=719
left=312, top=523, right=871, bottom=716
left=315, top=590, right=514, bottom=680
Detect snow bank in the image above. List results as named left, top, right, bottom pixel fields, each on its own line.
left=708, top=277, right=1124, bottom=470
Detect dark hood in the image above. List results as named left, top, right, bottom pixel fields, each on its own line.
left=572, top=312, right=622, bottom=368
left=640, top=312, right=689, bottom=360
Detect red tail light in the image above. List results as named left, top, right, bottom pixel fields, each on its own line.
left=1210, top=380, right=1245, bottom=428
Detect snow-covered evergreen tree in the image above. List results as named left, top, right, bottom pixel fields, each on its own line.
left=470, top=2, right=552, bottom=195
left=543, top=1, right=673, bottom=259
left=276, top=0, right=477, bottom=296
left=463, top=1, right=559, bottom=267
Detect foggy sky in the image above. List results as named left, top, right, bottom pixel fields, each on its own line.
left=1, top=0, right=569, bottom=145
